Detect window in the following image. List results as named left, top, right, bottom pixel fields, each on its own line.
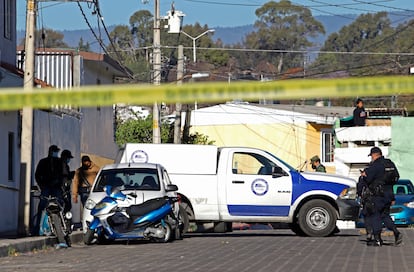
left=4, top=0, right=12, bottom=40
left=321, top=130, right=334, bottom=163
left=8, top=132, right=14, bottom=181
left=232, top=152, right=276, bottom=175
left=93, top=168, right=160, bottom=192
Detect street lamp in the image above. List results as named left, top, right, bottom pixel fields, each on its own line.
left=181, top=29, right=215, bottom=63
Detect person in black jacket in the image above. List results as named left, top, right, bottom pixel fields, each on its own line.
left=353, top=98, right=367, bottom=126
left=33, top=145, right=64, bottom=235
left=360, top=147, right=402, bottom=246
left=60, top=149, right=74, bottom=214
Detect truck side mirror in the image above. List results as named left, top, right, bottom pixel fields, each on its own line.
left=272, top=166, right=288, bottom=178
left=166, top=184, right=179, bottom=192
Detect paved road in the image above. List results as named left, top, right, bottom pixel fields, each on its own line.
left=1, top=228, right=414, bottom=272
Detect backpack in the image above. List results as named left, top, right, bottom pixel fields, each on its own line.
left=383, top=158, right=399, bottom=185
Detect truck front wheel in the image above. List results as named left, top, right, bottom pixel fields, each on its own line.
left=298, top=199, right=337, bottom=237
left=179, top=203, right=192, bottom=234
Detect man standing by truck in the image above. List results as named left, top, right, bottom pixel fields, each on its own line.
left=310, top=155, right=326, bottom=173
left=72, top=156, right=100, bottom=206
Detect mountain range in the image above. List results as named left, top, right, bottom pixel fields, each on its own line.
left=17, top=12, right=414, bottom=53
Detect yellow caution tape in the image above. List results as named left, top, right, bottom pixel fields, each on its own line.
left=0, top=76, right=413, bottom=110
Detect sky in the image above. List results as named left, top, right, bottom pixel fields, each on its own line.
left=17, top=0, right=414, bottom=31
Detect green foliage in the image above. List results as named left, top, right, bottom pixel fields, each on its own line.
left=115, top=114, right=214, bottom=145
left=20, top=28, right=69, bottom=48
left=106, top=9, right=229, bottom=81
left=242, top=0, right=325, bottom=74
left=115, top=115, right=171, bottom=144
left=77, top=37, right=91, bottom=52
left=311, top=12, right=414, bottom=76
left=184, top=132, right=215, bottom=145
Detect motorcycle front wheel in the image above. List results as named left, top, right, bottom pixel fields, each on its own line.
left=83, top=229, right=95, bottom=245
left=152, top=222, right=172, bottom=243
left=65, top=234, right=72, bottom=247
left=50, top=213, right=66, bottom=245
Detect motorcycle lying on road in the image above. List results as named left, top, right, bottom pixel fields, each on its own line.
left=83, top=184, right=183, bottom=245
left=32, top=186, right=72, bottom=247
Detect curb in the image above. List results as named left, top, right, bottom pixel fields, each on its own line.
left=0, top=231, right=83, bottom=258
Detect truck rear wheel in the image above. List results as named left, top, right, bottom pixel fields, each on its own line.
left=298, top=199, right=337, bottom=237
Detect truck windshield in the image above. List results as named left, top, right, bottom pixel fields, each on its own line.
left=264, top=151, right=295, bottom=172
left=93, top=168, right=160, bottom=192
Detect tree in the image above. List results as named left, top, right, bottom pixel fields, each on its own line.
left=243, top=0, right=325, bottom=74
left=384, top=19, right=414, bottom=75
left=115, top=113, right=214, bottom=145
left=130, top=10, right=153, bottom=53
left=311, top=12, right=395, bottom=76
left=20, top=28, right=69, bottom=48
left=77, top=37, right=91, bottom=52
left=115, top=115, right=172, bottom=145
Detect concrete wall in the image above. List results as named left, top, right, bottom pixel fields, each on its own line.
left=80, top=107, right=118, bottom=161
left=0, top=111, right=20, bottom=233
left=31, top=110, right=82, bottom=225
left=190, top=122, right=309, bottom=169
left=390, top=117, right=414, bottom=183
left=306, top=123, right=335, bottom=173
left=0, top=0, right=16, bottom=65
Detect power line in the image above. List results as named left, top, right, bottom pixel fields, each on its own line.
left=77, top=0, right=134, bottom=79
left=352, top=0, right=414, bottom=13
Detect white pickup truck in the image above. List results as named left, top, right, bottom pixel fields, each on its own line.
left=116, top=144, right=360, bottom=237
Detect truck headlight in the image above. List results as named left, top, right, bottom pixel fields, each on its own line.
left=339, top=187, right=357, bottom=200
left=84, top=199, right=96, bottom=210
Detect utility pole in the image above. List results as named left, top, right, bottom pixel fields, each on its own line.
left=20, top=0, right=37, bottom=235
left=174, top=45, right=184, bottom=144
left=152, top=0, right=161, bottom=143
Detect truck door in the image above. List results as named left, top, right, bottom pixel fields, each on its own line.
left=226, top=151, right=293, bottom=217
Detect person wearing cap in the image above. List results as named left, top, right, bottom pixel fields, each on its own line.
left=60, top=150, right=75, bottom=214
left=353, top=98, right=367, bottom=126
left=34, top=144, right=64, bottom=235
left=359, top=146, right=402, bottom=246
left=72, top=155, right=100, bottom=206
left=310, top=155, right=326, bottom=173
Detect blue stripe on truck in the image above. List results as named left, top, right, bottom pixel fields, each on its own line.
left=227, top=205, right=290, bottom=216
left=290, top=171, right=348, bottom=205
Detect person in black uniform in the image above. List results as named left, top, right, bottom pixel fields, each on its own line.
left=353, top=98, right=367, bottom=126
left=360, top=147, right=402, bottom=246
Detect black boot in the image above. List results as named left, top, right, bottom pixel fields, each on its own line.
left=394, top=231, right=403, bottom=246
left=367, top=234, right=382, bottom=247
left=366, top=233, right=373, bottom=243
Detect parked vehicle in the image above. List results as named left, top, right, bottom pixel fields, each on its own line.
left=115, top=144, right=360, bottom=237
left=389, top=179, right=414, bottom=225
left=33, top=187, right=72, bottom=247
left=357, top=179, right=414, bottom=228
left=82, top=162, right=183, bottom=244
